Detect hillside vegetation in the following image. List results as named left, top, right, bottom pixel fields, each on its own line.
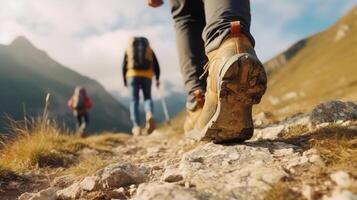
left=0, top=37, right=131, bottom=133
left=256, top=6, right=357, bottom=118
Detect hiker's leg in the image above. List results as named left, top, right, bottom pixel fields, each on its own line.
left=202, top=0, right=254, bottom=53
left=141, top=77, right=155, bottom=134
left=169, top=0, right=207, bottom=94
left=83, top=113, right=89, bottom=126
left=188, top=0, right=267, bottom=143
left=128, top=77, right=141, bottom=127
left=141, top=78, right=153, bottom=115
left=169, top=0, right=207, bottom=133
left=76, top=114, right=82, bottom=127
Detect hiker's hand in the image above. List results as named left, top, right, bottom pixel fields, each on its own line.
left=147, top=0, right=163, bottom=8
left=156, top=80, right=160, bottom=88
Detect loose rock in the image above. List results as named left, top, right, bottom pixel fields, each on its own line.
left=310, top=101, right=357, bottom=125
left=19, top=188, right=57, bottom=200
left=133, top=183, right=206, bottom=200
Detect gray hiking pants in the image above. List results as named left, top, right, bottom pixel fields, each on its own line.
left=169, top=0, right=254, bottom=97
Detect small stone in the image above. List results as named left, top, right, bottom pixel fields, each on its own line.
left=18, top=193, right=33, bottom=200
left=80, top=176, right=100, bottom=191
left=164, top=174, right=184, bottom=183
left=56, top=182, right=81, bottom=199
left=19, top=188, right=57, bottom=200
left=162, top=168, right=184, bottom=183
left=309, top=154, right=323, bottom=165
left=323, top=190, right=357, bottom=200
left=129, top=187, right=137, bottom=196
left=113, top=187, right=126, bottom=197
left=132, top=183, right=202, bottom=200
left=302, top=184, right=313, bottom=200
left=114, top=187, right=125, bottom=193
left=274, top=148, right=294, bottom=156
left=330, top=171, right=354, bottom=188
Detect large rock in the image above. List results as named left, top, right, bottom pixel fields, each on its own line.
left=96, top=162, right=149, bottom=189
left=253, top=114, right=310, bottom=140
left=330, top=171, right=355, bottom=189
left=310, top=101, right=357, bottom=124
left=56, top=182, right=82, bottom=199
left=157, top=142, right=304, bottom=200
left=57, top=162, right=150, bottom=199
left=133, top=183, right=207, bottom=200
left=323, top=190, right=357, bottom=200
left=19, top=188, right=57, bottom=200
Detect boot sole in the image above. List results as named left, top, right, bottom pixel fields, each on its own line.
left=199, top=53, right=267, bottom=143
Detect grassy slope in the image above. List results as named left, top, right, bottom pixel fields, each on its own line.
left=255, top=6, right=357, bottom=118
left=0, top=37, right=131, bottom=133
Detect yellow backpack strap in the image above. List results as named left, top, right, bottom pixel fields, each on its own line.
left=126, top=38, right=135, bottom=69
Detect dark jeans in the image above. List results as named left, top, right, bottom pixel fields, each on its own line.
left=169, top=0, right=254, bottom=96
left=128, top=77, right=154, bottom=127
left=77, top=113, right=89, bottom=127
left=75, top=112, right=89, bottom=129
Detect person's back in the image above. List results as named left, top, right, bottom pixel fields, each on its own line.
left=122, top=37, right=161, bottom=136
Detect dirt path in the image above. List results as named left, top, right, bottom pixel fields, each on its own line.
left=3, top=101, right=357, bottom=200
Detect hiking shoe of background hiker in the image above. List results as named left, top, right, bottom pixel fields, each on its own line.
left=77, top=123, right=87, bottom=137
left=184, top=89, right=205, bottom=134
left=187, top=21, right=267, bottom=143
left=132, top=126, right=142, bottom=136
left=145, top=112, right=156, bottom=135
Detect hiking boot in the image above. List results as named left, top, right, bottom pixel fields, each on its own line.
left=187, top=21, right=267, bottom=143
left=184, top=89, right=205, bottom=134
left=145, top=112, right=156, bottom=135
left=132, top=126, right=142, bottom=136
left=77, top=123, right=87, bottom=137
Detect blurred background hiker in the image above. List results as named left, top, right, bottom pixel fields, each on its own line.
left=122, top=36, right=161, bottom=136
left=67, top=86, right=93, bottom=136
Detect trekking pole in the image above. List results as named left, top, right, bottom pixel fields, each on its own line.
left=157, top=85, right=171, bottom=125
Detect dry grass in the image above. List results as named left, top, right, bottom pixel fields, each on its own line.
left=0, top=164, right=17, bottom=181
left=83, top=133, right=129, bottom=151
left=264, top=182, right=303, bottom=200
left=280, top=125, right=357, bottom=174
left=65, top=156, right=109, bottom=177
left=0, top=118, right=78, bottom=171
left=265, top=124, right=357, bottom=199
left=0, top=116, right=128, bottom=175
left=309, top=126, right=357, bottom=174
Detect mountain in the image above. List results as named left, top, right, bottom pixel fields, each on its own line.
left=255, top=6, right=357, bottom=118
left=0, top=36, right=131, bottom=133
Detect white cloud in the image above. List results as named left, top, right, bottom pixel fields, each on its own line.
left=0, top=0, right=355, bottom=97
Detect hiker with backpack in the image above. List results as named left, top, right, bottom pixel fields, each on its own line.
left=67, top=86, right=93, bottom=136
left=122, top=37, right=160, bottom=136
left=147, top=0, right=267, bottom=143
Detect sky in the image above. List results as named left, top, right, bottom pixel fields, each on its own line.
left=0, top=0, right=356, bottom=97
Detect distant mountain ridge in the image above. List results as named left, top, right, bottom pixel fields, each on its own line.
left=0, top=36, right=131, bottom=133
left=256, top=6, right=357, bottom=117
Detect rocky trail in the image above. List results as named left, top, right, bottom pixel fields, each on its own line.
left=2, top=101, right=357, bottom=200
